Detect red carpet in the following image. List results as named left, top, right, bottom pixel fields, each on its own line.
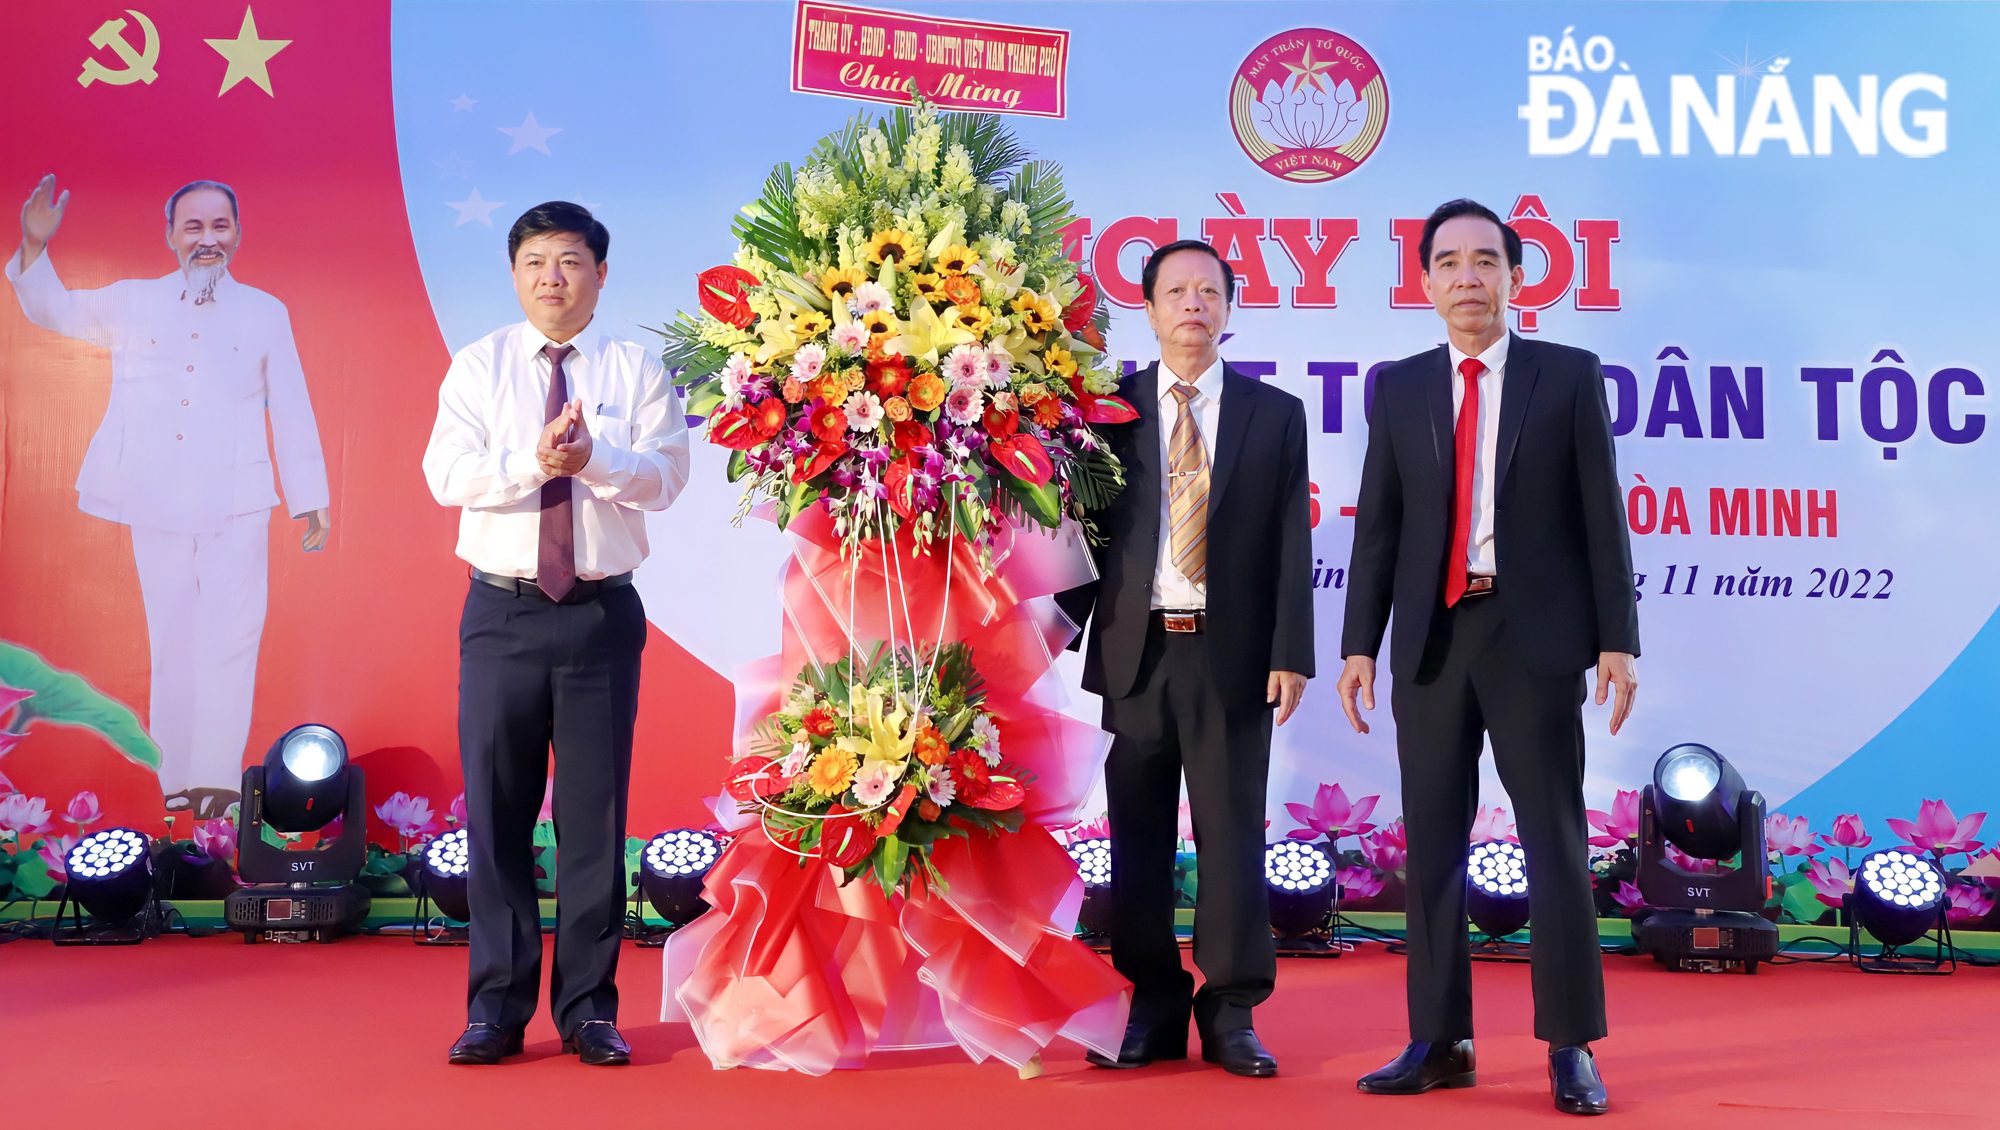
left=4, top=935, right=1991, bottom=1126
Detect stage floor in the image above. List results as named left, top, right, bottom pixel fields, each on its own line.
left=6, top=934, right=1992, bottom=1127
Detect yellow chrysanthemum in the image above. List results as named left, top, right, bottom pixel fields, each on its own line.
left=951, top=304, right=994, bottom=337
left=1012, top=289, right=1060, bottom=334
left=935, top=244, right=978, bottom=277
left=806, top=746, right=859, bottom=797
left=793, top=309, right=832, bottom=339
left=865, top=228, right=920, bottom=266
left=820, top=267, right=868, bottom=301
left=1043, top=345, right=1078, bottom=380
left=910, top=271, right=945, bottom=304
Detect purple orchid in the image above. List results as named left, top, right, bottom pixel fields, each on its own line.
left=1284, top=783, right=1378, bottom=843
left=1887, top=800, right=1986, bottom=859
left=1586, top=789, right=1641, bottom=847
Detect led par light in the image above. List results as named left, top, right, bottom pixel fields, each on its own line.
left=1466, top=840, right=1530, bottom=939
left=420, top=828, right=472, bottom=923
left=53, top=828, right=159, bottom=944
left=1265, top=839, right=1335, bottom=938
left=640, top=829, right=721, bottom=928
left=1632, top=743, right=1778, bottom=972
left=1067, top=837, right=1113, bottom=938
left=1850, top=849, right=1947, bottom=949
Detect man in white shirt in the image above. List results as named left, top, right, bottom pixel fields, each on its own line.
left=7, top=176, right=330, bottom=818
left=424, top=202, right=688, bottom=1068
left=1057, top=241, right=1315, bottom=1078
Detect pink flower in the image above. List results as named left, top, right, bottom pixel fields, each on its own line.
left=1611, top=880, right=1647, bottom=911
left=1806, top=857, right=1854, bottom=906
left=1946, top=883, right=1996, bottom=926
left=0, top=793, right=54, bottom=835
left=1335, top=864, right=1384, bottom=901
left=1765, top=813, right=1821, bottom=857
left=1284, top=783, right=1378, bottom=843
left=539, top=777, right=555, bottom=823
left=1360, top=821, right=1406, bottom=873
left=1819, top=813, right=1872, bottom=851
left=981, top=345, right=1011, bottom=387
left=37, top=833, right=79, bottom=880
left=789, top=343, right=827, bottom=385
left=1586, top=789, right=1641, bottom=846
left=944, top=344, right=986, bottom=389
left=63, top=790, right=102, bottom=828
left=1065, top=816, right=1110, bottom=843
left=374, top=792, right=441, bottom=841
left=1665, top=841, right=1721, bottom=874
left=1886, top=800, right=1986, bottom=859
left=193, top=817, right=237, bottom=862
left=1177, top=800, right=1194, bottom=844
left=945, top=384, right=983, bottom=425
left=844, top=391, right=885, bottom=433
left=448, top=792, right=468, bottom=826
left=830, top=321, right=869, bottom=356
left=1469, top=804, right=1517, bottom=844
left=0, top=684, right=34, bottom=722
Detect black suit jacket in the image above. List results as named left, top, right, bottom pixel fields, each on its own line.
left=1341, top=334, right=1639, bottom=681
left=1058, top=361, right=1316, bottom=710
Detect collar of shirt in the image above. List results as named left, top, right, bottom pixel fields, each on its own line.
left=522, top=319, right=603, bottom=363
left=1446, top=333, right=1509, bottom=384
left=1159, top=356, right=1224, bottom=407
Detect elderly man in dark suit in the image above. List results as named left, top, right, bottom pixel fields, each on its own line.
left=1059, top=239, right=1314, bottom=1078
left=1338, top=199, right=1639, bottom=1116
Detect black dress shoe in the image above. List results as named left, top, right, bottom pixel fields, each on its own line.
left=448, top=1023, right=524, bottom=1065
left=1550, top=1046, right=1609, bottom=1115
left=1084, top=1020, right=1189, bottom=1069
left=561, top=1020, right=631, bottom=1066
left=1200, top=1027, right=1277, bottom=1077
left=1357, top=1039, right=1476, bottom=1094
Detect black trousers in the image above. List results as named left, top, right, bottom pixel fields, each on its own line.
left=1393, top=594, right=1605, bottom=1047
left=1103, top=620, right=1276, bottom=1036
left=458, top=579, right=645, bottom=1036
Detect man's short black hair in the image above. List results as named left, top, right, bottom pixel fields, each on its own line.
left=508, top=201, right=610, bottom=265
left=1418, top=199, right=1522, bottom=272
left=165, top=180, right=239, bottom=223
left=1141, top=239, right=1235, bottom=305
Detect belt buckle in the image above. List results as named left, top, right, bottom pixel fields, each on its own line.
left=1162, top=611, right=1202, bottom=634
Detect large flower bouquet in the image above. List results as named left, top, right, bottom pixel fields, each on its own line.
left=726, top=642, right=1023, bottom=895
left=659, top=99, right=1132, bottom=555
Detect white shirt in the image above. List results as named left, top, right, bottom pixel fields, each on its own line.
left=1446, top=334, right=1508, bottom=577
left=6, top=250, right=329, bottom=535
left=1152, top=357, right=1223, bottom=610
left=423, top=321, right=690, bottom=579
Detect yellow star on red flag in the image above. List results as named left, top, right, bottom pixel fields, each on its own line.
left=206, top=6, right=291, bottom=97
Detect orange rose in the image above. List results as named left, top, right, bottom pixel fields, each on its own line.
left=907, top=372, right=947, bottom=412
left=843, top=367, right=867, bottom=391
left=912, top=724, right=949, bottom=766
left=884, top=395, right=912, bottom=422
left=782, top=375, right=807, bottom=403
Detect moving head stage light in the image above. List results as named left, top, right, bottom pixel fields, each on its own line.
left=1632, top=743, right=1778, bottom=972
left=225, top=724, right=371, bottom=943
left=1266, top=839, right=1341, bottom=955
left=1844, top=848, right=1956, bottom=974
left=53, top=828, right=161, bottom=945
left=1066, top=837, right=1114, bottom=941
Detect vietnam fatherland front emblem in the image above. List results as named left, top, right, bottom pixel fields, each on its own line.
left=1229, top=29, right=1389, bottom=184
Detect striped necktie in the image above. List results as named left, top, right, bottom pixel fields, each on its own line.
left=1167, top=381, right=1209, bottom=587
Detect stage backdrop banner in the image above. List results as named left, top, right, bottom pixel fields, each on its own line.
left=3, top=1, right=1996, bottom=925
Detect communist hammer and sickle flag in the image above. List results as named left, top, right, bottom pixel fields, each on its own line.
left=78, top=9, right=162, bottom=88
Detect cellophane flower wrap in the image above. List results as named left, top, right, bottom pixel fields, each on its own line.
left=660, top=98, right=1133, bottom=561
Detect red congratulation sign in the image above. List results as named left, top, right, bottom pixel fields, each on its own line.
left=792, top=2, right=1069, bottom=118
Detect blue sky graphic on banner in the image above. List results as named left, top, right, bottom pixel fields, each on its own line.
left=389, top=1, right=1999, bottom=838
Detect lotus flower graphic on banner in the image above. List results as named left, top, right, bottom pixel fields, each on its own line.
left=1251, top=55, right=1370, bottom=152
left=1229, top=29, right=1389, bottom=183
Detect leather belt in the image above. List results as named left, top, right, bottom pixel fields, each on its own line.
left=1154, top=609, right=1206, bottom=634
left=1462, top=575, right=1497, bottom=597
left=471, top=567, right=634, bottom=603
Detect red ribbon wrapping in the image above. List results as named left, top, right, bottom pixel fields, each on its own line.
left=663, top=507, right=1131, bottom=1072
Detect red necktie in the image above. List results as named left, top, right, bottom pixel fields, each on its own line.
left=538, top=343, right=577, bottom=602
left=1443, top=356, right=1485, bottom=608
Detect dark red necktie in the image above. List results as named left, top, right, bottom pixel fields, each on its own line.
left=538, top=343, right=577, bottom=602
left=1443, top=356, right=1485, bottom=608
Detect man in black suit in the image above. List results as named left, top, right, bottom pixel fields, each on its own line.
left=1058, top=240, right=1314, bottom=1078
left=1338, top=200, right=1638, bottom=1116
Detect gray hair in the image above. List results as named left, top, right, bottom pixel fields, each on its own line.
left=165, top=180, right=239, bottom=224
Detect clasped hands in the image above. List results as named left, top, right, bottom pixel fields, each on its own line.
left=537, top=398, right=593, bottom=478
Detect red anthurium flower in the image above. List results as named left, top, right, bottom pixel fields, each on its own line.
left=892, top=418, right=933, bottom=453
left=989, top=432, right=1053, bottom=485
left=819, top=805, right=878, bottom=868
left=983, top=404, right=1019, bottom=439
left=1062, top=271, right=1099, bottom=332
left=866, top=357, right=913, bottom=399
left=725, top=755, right=786, bottom=803
left=707, top=409, right=762, bottom=450
left=967, top=776, right=1025, bottom=811
left=1078, top=394, right=1139, bottom=424
left=794, top=439, right=846, bottom=483
left=808, top=400, right=847, bottom=443
left=698, top=264, right=759, bottom=328
left=875, top=784, right=920, bottom=837
left=751, top=397, right=787, bottom=440
left=883, top=459, right=914, bottom=518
